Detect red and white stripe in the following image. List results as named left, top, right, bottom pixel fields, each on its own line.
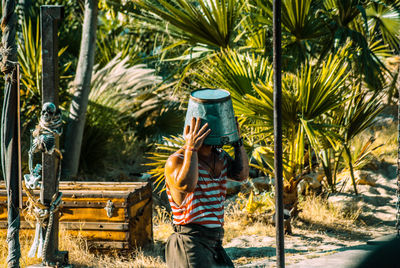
left=166, top=154, right=228, bottom=228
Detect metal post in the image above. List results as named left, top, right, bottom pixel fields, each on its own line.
left=39, top=5, right=67, bottom=266
left=273, top=0, right=284, bottom=267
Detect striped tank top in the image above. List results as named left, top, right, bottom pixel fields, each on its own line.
left=166, top=153, right=228, bottom=228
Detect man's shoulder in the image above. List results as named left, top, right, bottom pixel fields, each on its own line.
left=166, top=150, right=185, bottom=164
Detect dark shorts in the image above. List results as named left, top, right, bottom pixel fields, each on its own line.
left=165, top=223, right=234, bottom=268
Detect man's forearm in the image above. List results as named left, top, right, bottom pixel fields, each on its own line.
left=175, top=148, right=199, bottom=192
left=230, top=145, right=249, bottom=181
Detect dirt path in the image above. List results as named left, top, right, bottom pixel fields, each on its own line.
left=224, top=162, right=398, bottom=267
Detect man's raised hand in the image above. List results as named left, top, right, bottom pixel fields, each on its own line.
left=184, top=117, right=211, bottom=151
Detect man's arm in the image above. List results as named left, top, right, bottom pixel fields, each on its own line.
left=165, top=147, right=199, bottom=193
left=165, top=117, right=211, bottom=205
left=227, top=139, right=249, bottom=181
left=227, top=118, right=249, bottom=181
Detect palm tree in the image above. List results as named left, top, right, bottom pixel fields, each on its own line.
left=63, top=0, right=98, bottom=178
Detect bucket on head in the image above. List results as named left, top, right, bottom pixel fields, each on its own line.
left=184, top=88, right=239, bottom=146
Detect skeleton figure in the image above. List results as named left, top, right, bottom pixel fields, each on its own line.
left=24, top=164, right=42, bottom=190
left=28, top=102, right=62, bottom=173
left=26, top=102, right=64, bottom=258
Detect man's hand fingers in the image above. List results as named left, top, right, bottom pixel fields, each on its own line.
left=197, top=129, right=211, bottom=143
left=190, top=117, right=196, bottom=133
left=197, top=122, right=209, bottom=136
left=193, top=117, right=201, bottom=133
left=184, top=124, right=190, bottom=136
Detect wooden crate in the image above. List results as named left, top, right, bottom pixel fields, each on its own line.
left=0, top=181, right=153, bottom=249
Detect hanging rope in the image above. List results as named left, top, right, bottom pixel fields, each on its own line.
left=24, top=102, right=63, bottom=259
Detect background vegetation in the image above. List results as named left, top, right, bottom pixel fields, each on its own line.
left=1, top=0, right=399, bottom=266
left=0, top=0, right=398, bottom=207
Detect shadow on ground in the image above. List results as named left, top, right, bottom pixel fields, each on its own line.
left=294, top=219, right=372, bottom=241
left=226, top=245, right=308, bottom=260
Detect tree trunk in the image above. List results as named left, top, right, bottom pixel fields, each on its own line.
left=62, top=0, right=98, bottom=178
left=344, top=145, right=358, bottom=195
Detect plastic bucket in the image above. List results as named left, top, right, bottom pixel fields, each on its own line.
left=184, top=89, right=239, bottom=146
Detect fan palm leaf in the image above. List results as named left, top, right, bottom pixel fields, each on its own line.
left=88, top=53, right=162, bottom=121
left=146, top=135, right=186, bottom=192
left=135, top=0, right=242, bottom=49
left=366, top=1, right=400, bottom=50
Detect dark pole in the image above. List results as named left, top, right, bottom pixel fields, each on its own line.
left=273, top=0, right=284, bottom=267
left=1, top=0, right=21, bottom=267
left=40, top=5, right=68, bottom=265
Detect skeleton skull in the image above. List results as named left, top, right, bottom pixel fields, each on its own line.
left=41, top=102, right=57, bottom=123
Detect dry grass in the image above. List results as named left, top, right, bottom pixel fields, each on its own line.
left=223, top=202, right=275, bottom=243
left=0, top=230, right=41, bottom=267
left=152, top=206, right=173, bottom=243
left=0, top=229, right=167, bottom=268
left=298, top=195, right=361, bottom=229
left=370, top=121, right=397, bottom=163
left=0, top=195, right=366, bottom=267
left=0, top=208, right=170, bottom=268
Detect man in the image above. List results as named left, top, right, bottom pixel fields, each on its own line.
left=165, top=117, right=249, bottom=268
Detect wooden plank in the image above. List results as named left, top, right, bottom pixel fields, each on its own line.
left=59, top=190, right=150, bottom=199
left=0, top=181, right=151, bottom=201
left=0, top=197, right=126, bottom=208
left=0, top=221, right=129, bottom=231
left=61, top=221, right=129, bottom=231
left=89, top=241, right=130, bottom=250
left=60, top=199, right=127, bottom=208
left=129, top=198, right=153, bottom=245
left=58, top=181, right=148, bottom=191
left=0, top=190, right=151, bottom=205
left=14, top=228, right=129, bottom=242
left=0, top=181, right=148, bottom=190
left=60, top=207, right=127, bottom=222
left=63, top=229, right=128, bottom=241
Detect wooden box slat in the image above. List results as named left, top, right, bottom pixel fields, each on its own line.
left=0, top=181, right=153, bottom=249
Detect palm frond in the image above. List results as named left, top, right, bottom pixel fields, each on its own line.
left=366, top=2, right=400, bottom=50
left=146, top=135, right=185, bottom=192
left=135, top=0, right=242, bottom=48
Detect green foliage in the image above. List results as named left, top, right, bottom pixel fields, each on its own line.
left=136, top=0, right=394, bottom=196
left=11, top=0, right=393, bottom=183
left=341, top=137, right=382, bottom=171
left=17, top=17, right=72, bottom=133
left=136, top=0, right=242, bottom=48
left=194, top=48, right=350, bottom=181
left=96, top=9, right=143, bottom=68
left=80, top=54, right=184, bottom=173
left=330, top=91, right=384, bottom=192
left=237, top=190, right=275, bottom=215
left=366, top=2, right=400, bottom=51
left=20, top=0, right=83, bottom=79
